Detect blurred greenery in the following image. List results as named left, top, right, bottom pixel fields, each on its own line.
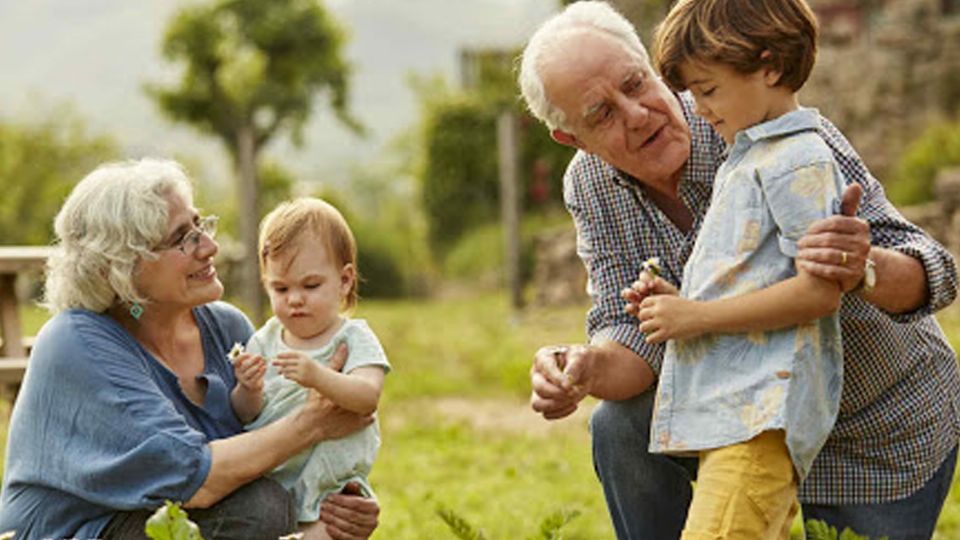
left=0, top=107, right=117, bottom=245
left=887, top=116, right=960, bottom=207
left=410, top=63, right=574, bottom=257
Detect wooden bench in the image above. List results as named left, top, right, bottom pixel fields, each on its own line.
left=0, top=246, right=56, bottom=392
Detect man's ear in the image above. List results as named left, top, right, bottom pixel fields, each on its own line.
left=551, top=129, right=584, bottom=149
left=759, top=50, right=784, bottom=87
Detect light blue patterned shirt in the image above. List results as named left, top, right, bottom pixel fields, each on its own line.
left=647, top=108, right=846, bottom=479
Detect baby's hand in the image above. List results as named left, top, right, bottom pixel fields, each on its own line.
left=233, top=352, right=267, bottom=393
left=274, top=351, right=322, bottom=387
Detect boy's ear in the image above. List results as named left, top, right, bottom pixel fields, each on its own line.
left=551, top=129, right=585, bottom=149
left=759, top=50, right=784, bottom=87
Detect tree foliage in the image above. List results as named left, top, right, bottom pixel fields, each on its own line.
left=0, top=109, right=116, bottom=246
left=413, top=59, right=574, bottom=255
left=147, top=0, right=359, bottom=158
left=146, top=0, right=360, bottom=318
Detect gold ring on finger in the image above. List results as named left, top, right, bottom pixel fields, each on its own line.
left=841, top=251, right=848, bottom=265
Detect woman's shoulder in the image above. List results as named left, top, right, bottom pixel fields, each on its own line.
left=33, top=309, right=127, bottom=353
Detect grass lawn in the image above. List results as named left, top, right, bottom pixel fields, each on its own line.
left=3, top=294, right=960, bottom=539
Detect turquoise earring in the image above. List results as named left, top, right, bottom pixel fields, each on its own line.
left=129, top=302, right=144, bottom=320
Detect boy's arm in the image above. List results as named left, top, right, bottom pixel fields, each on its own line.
left=638, top=269, right=841, bottom=342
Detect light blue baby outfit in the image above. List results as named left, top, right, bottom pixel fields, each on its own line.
left=649, top=108, right=845, bottom=480
left=245, top=317, right=390, bottom=522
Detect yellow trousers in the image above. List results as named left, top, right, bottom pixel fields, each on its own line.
left=682, top=430, right=799, bottom=540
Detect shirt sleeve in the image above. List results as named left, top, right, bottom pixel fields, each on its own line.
left=342, top=320, right=391, bottom=374
left=759, top=156, right=845, bottom=258
left=820, top=117, right=959, bottom=320
left=564, top=154, right=668, bottom=375
left=10, top=312, right=212, bottom=510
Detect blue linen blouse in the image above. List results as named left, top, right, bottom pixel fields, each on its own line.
left=0, top=301, right=253, bottom=539
left=648, top=109, right=845, bottom=480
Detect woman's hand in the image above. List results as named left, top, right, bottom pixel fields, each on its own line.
left=319, top=483, right=380, bottom=540
left=290, top=344, right=373, bottom=444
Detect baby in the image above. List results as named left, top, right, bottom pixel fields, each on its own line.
left=230, top=197, right=390, bottom=540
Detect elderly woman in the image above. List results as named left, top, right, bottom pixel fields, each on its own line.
left=0, top=159, right=380, bottom=539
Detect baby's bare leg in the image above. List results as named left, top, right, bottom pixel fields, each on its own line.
left=299, top=520, right=333, bottom=540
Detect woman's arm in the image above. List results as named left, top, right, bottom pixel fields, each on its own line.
left=186, top=390, right=373, bottom=508
left=638, top=270, right=842, bottom=343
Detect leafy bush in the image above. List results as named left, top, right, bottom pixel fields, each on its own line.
left=887, top=119, right=960, bottom=206
left=0, top=107, right=116, bottom=245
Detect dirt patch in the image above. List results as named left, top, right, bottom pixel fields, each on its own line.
left=383, top=396, right=596, bottom=438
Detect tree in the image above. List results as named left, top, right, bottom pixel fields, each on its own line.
left=0, top=108, right=116, bottom=246
left=146, top=0, right=360, bottom=320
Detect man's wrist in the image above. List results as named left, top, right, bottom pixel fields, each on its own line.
left=852, top=257, right=877, bottom=295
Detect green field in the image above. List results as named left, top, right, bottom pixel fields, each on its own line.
left=4, top=294, right=960, bottom=539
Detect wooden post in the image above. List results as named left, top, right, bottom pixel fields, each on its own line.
left=498, top=111, right=524, bottom=310
left=237, top=125, right=264, bottom=324
left=0, top=274, right=24, bottom=358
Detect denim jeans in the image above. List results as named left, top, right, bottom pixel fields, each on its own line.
left=100, top=477, right=297, bottom=540
left=590, top=389, right=958, bottom=540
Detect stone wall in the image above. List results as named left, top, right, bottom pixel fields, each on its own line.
left=803, top=0, right=960, bottom=179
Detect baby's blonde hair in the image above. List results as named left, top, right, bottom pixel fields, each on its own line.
left=258, top=197, right=358, bottom=309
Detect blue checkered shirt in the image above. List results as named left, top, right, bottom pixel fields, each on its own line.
left=566, top=92, right=960, bottom=504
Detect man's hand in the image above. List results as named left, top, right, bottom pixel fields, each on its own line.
left=319, top=483, right=380, bottom=540
left=796, top=183, right=870, bottom=292
left=637, top=295, right=704, bottom=343
left=530, top=345, right=593, bottom=420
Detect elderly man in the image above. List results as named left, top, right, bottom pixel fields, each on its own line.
left=519, top=2, right=959, bottom=539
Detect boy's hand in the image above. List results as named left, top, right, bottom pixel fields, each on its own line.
left=637, top=295, right=704, bottom=343
left=233, top=352, right=266, bottom=393
left=274, top=351, right=324, bottom=387
left=623, top=273, right=680, bottom=318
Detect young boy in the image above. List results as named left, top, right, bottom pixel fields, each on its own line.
left=230, top=198, right=390, bottom=540
left=629, top=0, right=845, bottom=537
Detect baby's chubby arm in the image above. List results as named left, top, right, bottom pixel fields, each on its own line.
left=229, top=344, right=267, bottom=423
left=273, top=344, right=384, bottom=416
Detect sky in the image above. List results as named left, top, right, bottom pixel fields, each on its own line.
left=0, top=0, right=557, bottom=187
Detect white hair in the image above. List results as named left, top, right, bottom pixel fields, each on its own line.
left=518, top=1, right=649, bottom=131
left=43, top=158, right=194, bottom=314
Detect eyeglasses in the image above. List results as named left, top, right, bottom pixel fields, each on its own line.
left=158, top=215, right=219, bottom=255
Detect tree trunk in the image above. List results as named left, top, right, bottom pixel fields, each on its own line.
left=236, top=124, right=264, bottom=324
